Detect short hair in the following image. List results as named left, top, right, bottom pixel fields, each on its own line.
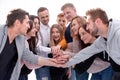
left=61, top=3, right=75, bottom=11
left=37, top=7, right=48, bottom=15
left=86, top=8, right=109, bottom=24
left=6, top=9, right=29, bottom=27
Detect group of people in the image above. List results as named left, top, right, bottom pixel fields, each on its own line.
left=0, top=2, right=120, bottom=80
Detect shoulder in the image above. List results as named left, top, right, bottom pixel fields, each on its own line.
left=16, top=35, right=25, bottom=41
left=0, top=25, right=5, bottom=32
left=0, top=25, right=7, bottom=38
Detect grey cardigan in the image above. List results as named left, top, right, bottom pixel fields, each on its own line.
left=0, top=25, right=39, bottom=80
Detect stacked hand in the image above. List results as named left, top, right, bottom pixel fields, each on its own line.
left=50, top=49, right=71, bottom=68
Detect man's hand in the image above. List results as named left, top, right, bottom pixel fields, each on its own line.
left=49, top=58, right=67, bottom=68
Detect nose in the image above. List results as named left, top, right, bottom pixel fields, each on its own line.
left=54, top=32, right=57, bottom=36
left=60, top=21, right=63, bottom=25
left=44, top=17, right=48, bottom=21
left=28, top=24, right=30, bottom=29
left=86, top=25, right=89, bottom=30
left=71, top=26, right=74, bottom=30
left=80, top=35, right=83, bottom=40
left=35, top=28, right=37, bottom=32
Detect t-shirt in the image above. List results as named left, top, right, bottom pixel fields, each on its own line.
left=0, top=36, right=18, bottom=80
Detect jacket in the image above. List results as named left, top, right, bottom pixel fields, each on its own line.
left=0, top=25, right=39, bottom=80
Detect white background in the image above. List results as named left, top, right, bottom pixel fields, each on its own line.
left=0, top=0, right=120, bottom=26
left=0, top=0, right=120, bottom=79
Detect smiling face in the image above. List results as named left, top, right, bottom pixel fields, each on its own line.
left=57, top=15, right=67, bottom=29
left=62, top=7, right=76, bottom=22
left=38, top=10, right=49, bottom=25
left=71, top=19, right=80, bottom=36
left=33, top=18, right=40, bottom=31
left=27, top=25, right=37, bottom=37
left=51, top=27, right=61, bottom=43
left=79, top=27, right=94, bottom=44
left=86, top=15, right=99, bottom=36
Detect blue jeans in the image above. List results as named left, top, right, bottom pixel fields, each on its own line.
left=69, top=69, right=76, bottom=80
left=35, top=66, right=51, bottom=80
left=76, top=71, right=89, bottom=80
left=91, top=66, right=114, bottom=80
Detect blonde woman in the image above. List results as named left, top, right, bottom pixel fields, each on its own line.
left=49, top=24, right=68, bottom=80
left=70, top=16, right=89, bottom=80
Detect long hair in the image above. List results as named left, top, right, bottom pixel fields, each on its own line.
left=50, top=24, right=64, bottom=47
left=27, top=20, right=37, bottom=54
left=70, top=16, right=86, bottom=39
left=29, top=15, right=40, bottom=46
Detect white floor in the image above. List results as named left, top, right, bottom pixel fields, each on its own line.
left=28, top=70, right=92, bottom=80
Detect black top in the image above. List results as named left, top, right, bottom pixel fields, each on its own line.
left=74, top=43, right=110, bottom=74
left=19, top=38, right=36, bottom=75
left=0, top=36, right=18, bottom=80
left=65, top=24, right=73, bottom=43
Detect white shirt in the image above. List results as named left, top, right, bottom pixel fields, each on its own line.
left=36, top=22, right=51, bottom=57
left=40, top=22, right=50, bottom=46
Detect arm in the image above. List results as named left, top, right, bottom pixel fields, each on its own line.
left=51, top=38, right=67, bottom=56
left=66, top=37, right=105, bottom=67
left=37, top=57, right=59, bottom=67
left=22, top=48, right=60, bottom=68
left=36, top=39, right=51, bottom=55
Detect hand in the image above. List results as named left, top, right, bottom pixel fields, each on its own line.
left=52, top=49, right=64, bottom=58
left=49, top=58, right=66, bottom=68
left=55, top=54, right=70, bottom=64
left=49, top=58, right=58, bottom=63
left=66, top=68, right=71, bottom=79
left=51, top=45, right=61, bottom=55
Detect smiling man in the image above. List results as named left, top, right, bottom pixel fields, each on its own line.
left=0, top=9, right=60, bottom=80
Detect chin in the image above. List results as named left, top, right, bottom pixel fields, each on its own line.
left=23, top=32, right=27, bottom=36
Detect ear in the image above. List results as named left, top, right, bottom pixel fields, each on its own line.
left=95, top=18, right=101, bottom=24
left=14, top=19, right=20, bottom=26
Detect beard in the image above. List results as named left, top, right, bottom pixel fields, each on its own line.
left=91, top=23, right=98, bottom=36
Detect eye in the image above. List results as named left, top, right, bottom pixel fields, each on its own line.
left=82, top=32, right=86, bottom=35
left=62, top=20, right=65, bottom=22
left=59, top=20, right=61, bottom=22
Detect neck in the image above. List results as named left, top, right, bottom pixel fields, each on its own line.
left=90, top=37, right=96, bottom=43
left=8, top=27, right=18, bottom=43
left=99, top=25, right=108, bottom=38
